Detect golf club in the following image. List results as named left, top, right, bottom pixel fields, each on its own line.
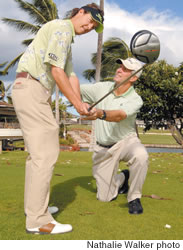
left=88, top=30, right=160, bottom=111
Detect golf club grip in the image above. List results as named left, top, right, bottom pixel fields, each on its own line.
left=88, top=65, right=145, bottom=111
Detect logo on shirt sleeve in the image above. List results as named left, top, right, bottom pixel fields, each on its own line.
left=48, top=53, right=58, bottom=61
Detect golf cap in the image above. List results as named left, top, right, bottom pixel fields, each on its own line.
left=116, top=57, right=142, bottom=78
left=81, top=6, right=104, bottom=33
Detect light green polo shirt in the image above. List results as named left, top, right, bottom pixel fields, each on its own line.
left=17, top=19, right=76, bottom=93
left=81, top=81, right=143, bottom=145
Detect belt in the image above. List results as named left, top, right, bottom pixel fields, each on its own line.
left=96, top=142, right=116, bottom=148
left=16, top=72, right=36, bottom=80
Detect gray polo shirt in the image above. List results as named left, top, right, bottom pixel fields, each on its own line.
left=80, top=81, right=143, bottom=145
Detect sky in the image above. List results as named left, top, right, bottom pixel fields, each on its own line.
left=1, top=0, right=183, bottom=113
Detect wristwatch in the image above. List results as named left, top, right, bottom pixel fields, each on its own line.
left=99, top=110, right=107, bottom=120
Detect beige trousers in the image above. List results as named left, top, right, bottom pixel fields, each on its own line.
left=92, top=135, right=149, bottom=202
left=12, top=76, right=60, bottom=228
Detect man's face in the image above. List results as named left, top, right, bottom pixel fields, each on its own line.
left=75, top=11, right=98, bottom=35
left=113, top=64, right=133, bottom=84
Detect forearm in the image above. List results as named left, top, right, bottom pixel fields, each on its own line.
left=69, top=75, right=81, bottom=101
left=51, top=66, right=81, bottom=109
left=97, top=109, right=127, bottom=122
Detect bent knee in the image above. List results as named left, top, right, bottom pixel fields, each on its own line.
left=132, top=147, right=149, bottom=164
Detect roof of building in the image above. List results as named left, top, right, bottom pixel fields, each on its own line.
left=0, top=101, right=16, bottom=117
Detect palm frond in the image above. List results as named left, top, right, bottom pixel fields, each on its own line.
left=14, top=0, right=48, bottom=24
left=83, top=37, right=132, bottom=81
left=33, top=0, right=58, bottom=20
left=0, top=62, right=8, bottom=68
left=2, top=53, right=23, bottom=74
left=7, top=96, right=13, bottom=104
left=5, top=84, right=12, bottom=92
left=22, top=38, right=34, bottom=46
left=2, top=18, right=39, bottom=34
left=83, top=69, right=96, bottom=81
left=0, top=80, right=5, bottom=92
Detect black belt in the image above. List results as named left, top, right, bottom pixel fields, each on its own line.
left=97, top=142, right=116, bottom=148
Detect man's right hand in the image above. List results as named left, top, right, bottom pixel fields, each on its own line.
left=75, top=102, right=95, bottom=116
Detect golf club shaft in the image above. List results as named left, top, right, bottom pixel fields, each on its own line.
left=88, top=64, right=146, bottom=111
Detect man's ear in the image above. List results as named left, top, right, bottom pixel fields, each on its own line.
left=130, top=75, right=138, bottom=83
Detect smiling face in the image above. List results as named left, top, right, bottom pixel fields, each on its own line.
left=113, top=64, right=134, bottom=84
left=71, top=9, right=99, bottom=35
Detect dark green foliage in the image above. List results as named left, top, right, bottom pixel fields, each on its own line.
left=135, top=60, right=183, bottom=135
left=83, top=38, right=183, bottom=145
left=83, top=37, right=132, bottom=81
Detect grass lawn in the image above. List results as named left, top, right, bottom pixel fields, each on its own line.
left=139, top=134, right=177, bottom=145
left=0, top=151, right=183, bottom=240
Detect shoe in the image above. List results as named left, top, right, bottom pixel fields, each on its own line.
left=48, top=206, right=59, bottom=214
left=26, top=220, right=72, bottom=234
left=128, top=198, right=143, bottom=214
left=118, top=169, right=129, bottom=194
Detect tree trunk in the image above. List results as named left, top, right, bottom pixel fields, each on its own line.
left=168, top=121, right=183, bottom=148
left=89, top=0, right=104, bottom=152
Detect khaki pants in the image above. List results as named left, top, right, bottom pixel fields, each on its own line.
left=12, top=76, right=60, bottom=228
left=92, top=135, right=149, bottom=202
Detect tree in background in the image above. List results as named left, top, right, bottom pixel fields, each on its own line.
left=135, top=60, right=183, bottom=147
left=2, top=0, right=58, bottom=73
left=85, top=0, right=104, bottom=151
left=2, top=0, right=61, bottom=122
left=83, top=38, right=183, bottom=147
left=51, top=98, right=67, bottom=120
left=51, top=98, right=73, bottom=138
left=83, top=36, right=131, bottom=150
left=83, top=37, right=131, bottom=82
left=0, top=62, right=12, bottom=103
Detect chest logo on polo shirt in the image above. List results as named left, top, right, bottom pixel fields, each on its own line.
left=48, top=53, right=58, bottom=61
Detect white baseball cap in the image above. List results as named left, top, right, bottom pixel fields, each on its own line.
left=116, top=57, right=143, bottom=78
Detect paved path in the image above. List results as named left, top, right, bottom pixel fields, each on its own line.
left=68, top=130, right=181, bottom=149
left=68, top=130, right=91, bottom=148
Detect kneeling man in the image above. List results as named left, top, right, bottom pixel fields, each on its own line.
left=81, top=57, right=148, bottom=214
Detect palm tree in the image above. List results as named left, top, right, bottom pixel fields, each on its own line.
left=95, top=0, right=104, bottom=82
left=2, top=0, right=58, bottom=73
left=2, top=0, right=60, bottom=122
left=0, top=62, right=9, bottom=76
left=83, top=37, right=131, bottom=149
left=0, top=80, right=5, bottom=101
left=88, top=0, right=104, bottom=151
left=0, top=79, right=12, bottom=103
left=83, top=37, right=131, bottom=82
left=0, top=62, right=11, bottom=102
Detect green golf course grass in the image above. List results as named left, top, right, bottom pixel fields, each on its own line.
left=0, top=151, right=182, bottom=240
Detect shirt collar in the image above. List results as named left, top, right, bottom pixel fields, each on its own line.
left=112, top=83, right=135, bottom=98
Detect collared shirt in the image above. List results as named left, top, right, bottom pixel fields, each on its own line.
left=17, top=19, right=76, bottom=93
left=80, top=81, right=143, bottom=145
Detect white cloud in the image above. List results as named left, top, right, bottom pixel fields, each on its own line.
left=103, top=2, right=183, bottom=66
left=1, top=0, right=183, bottom=90
left=0, top=0, right=35, bottom=82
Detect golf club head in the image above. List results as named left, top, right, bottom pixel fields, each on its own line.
left=130, top=30, right=160, bottom=64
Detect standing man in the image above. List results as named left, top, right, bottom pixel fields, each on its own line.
left=12, top=3, right=104, bottom=234
left=81, top=57, right=149, bottom=214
